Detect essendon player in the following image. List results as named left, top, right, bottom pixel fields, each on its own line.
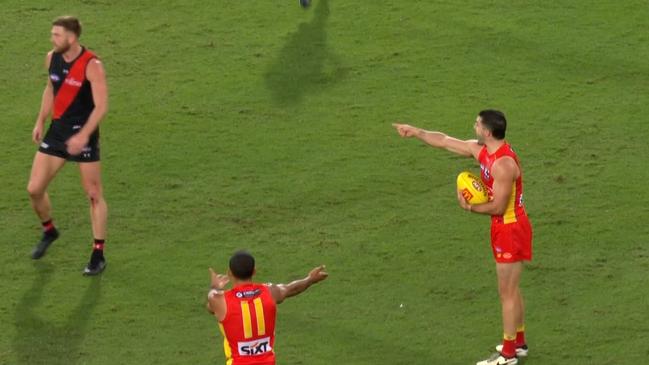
left=27, top=16, right=109, bottom=275
left=207, top=251, right=328, bottom=365
left=393, top=110, right=532, bottom=365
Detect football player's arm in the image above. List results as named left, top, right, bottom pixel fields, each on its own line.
left=33, top=52, right=54, bottom=144
left=66, top=58, right=108, bottom=155
left=207, top=289, right=227, bottom=321
left=79, top=58, right=108, bottom=137
left=392, top=123, right=481, bottom=158
left=458, top=157, right=516, bottom=215
left=206, top=268, right=229, bottom=321
left=268, top=265, right=328, bottom=304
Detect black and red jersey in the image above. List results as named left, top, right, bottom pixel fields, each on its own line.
left=48, top=47, right=97, bottom=123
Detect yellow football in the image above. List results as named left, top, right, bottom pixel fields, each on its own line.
left=456, top=171, right=489, bottom=205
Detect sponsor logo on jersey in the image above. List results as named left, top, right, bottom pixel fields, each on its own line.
left=480, top=164, right=491, bottom=180
left=64, top=77, right=83, bottom=87
left=50, top=74, right=60, bottom=82
left=235, top=289, right=261, bottom=299
left=237, top=337, right=272, bottom=356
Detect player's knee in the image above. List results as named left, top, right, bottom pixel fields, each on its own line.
left=84, top=185, right=103, bottom=204
left=27, top=182, right=45, bottom=199
left=498, top=285, right=517, bottom=300
left=86, top=190, right=102, bottom=204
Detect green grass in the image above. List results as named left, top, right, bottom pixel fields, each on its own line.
left=1, top=1, right=649, bottom=364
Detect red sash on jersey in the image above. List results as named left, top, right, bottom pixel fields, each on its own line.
left=52, top=50, right=96, bottom=120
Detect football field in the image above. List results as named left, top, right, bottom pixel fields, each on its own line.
left=1, top=1, right=648, bottom=364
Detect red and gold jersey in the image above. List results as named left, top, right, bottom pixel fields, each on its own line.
left=219, top=284, right=277, bottom=365
left=478, top=142, right=527, bottom=224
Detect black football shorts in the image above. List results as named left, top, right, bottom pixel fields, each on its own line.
left=38, top=120, right=100, bottom=162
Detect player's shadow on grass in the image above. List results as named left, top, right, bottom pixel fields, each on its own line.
left=13, top=262, right=102, bottom=365
left=264, top=0, right=347, bottom=106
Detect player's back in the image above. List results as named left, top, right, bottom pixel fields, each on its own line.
left=219, top=283, right=277, bottom=365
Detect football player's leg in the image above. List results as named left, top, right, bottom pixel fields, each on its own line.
left=79, top=161, right=107, bottom=240
left=79, top=161, right=108, bottom=275
left=27, top=152, right=66, bottom=221
left=496, top=262, right=523, bottom=358
left=27, top=152, right=66, bottom=259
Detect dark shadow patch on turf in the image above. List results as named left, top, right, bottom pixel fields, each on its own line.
left=264, top=0, right=347, bottom=106
left=12, top=262, right=102, bottom=365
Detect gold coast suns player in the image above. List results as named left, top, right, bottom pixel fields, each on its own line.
left=393, top=110, right=533, bottom=365
left=206, top=251, right=328, bottom=365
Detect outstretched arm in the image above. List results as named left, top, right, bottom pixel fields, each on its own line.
left=268, top=265, right=328, bottom=304
left=392, top=123, right=481, bottom=158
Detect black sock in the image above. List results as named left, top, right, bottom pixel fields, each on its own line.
left=93, top=239, right=105, bottom=256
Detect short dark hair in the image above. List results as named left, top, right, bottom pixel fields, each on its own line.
left=478, top=109, right=507, bottom=140
left=229, top=250, right=255, bottom=280
left=52, top=16, right=82, bottom=38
